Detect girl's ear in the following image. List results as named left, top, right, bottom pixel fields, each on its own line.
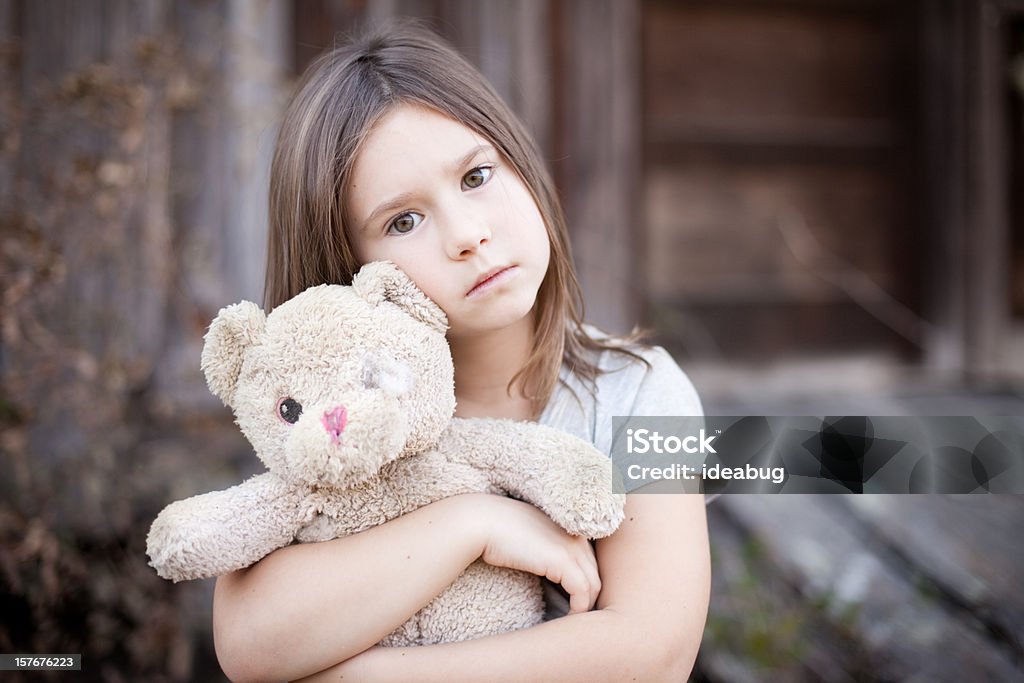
left=200, top=301, right=266, bottom=407
left=352, top=261, right=448, bottom=334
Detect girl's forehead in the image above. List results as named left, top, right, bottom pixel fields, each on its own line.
left=347, top=103, right=497, bottom=214
left=352, top=104, right=491, bottom=178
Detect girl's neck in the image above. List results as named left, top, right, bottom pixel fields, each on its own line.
left=449, top=314, right=536, bottom=421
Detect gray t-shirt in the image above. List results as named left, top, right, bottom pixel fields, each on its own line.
left=538, top=342, right=704, bottom=451
left=536, top=336, right=704, bottom=619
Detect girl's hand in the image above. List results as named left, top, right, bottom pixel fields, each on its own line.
left=471, top=494, right=601, bottom=613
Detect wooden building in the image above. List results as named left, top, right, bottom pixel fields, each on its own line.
left=2, top=1, right=1023, bottom=681
left=292, top=0, right=1024, bottom=395
left=7, top=0, right=1023, bottom=415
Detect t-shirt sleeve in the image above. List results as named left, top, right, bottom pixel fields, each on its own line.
left=626, top=346, right=704, bottom=418
left=610, top=346, right=707, bottom=495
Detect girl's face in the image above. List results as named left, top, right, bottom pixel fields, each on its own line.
left=347, top=104, right=551, bottom=339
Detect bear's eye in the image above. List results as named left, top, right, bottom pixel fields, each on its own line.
left=277, top=398, right=302, bottom=424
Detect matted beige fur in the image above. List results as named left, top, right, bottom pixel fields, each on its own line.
left=146, top=261, right=624, bottom=646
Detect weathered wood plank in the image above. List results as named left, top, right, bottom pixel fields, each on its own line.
left=9, top=0, right=175, bottom=461
left=703, top=504, right=891, bottom=682
left=0, top=1, right=16, bottom=207
left=475, top=0, right=552, bottom=156
left=841, top=495, right=1024, bottom=651
left=149, top=0, right=232, bottom=416
left=719, top=495, right=1021, bottom=680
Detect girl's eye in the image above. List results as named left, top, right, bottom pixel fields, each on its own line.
left=277, top=398, right=302, bottom=424
left=387, top=211, right=423, bottom=235
left=462, top=165, right=494, bottom=190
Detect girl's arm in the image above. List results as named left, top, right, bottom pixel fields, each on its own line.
left=299, top=492, right=711, bottom=683
left=213, top=493, right=601, bottom=683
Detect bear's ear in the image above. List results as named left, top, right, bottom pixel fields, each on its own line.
left=352, top=261, right=448, bottom=334
left=200, top=301, right=266, bottom=407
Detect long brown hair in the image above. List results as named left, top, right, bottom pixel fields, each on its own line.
left=265, top=21, right=645, bottom=416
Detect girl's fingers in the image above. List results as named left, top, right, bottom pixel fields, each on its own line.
left=565, top=569, right=592, bottom=614
left=566, top=547, right=602, bottom=613
left=579, top=556, right=601, bottom=610
left=476, top=496, right=605, bottom=612
left=573, top=540, right=601, bottom=610
left=550, top=552, right=591, bottom=614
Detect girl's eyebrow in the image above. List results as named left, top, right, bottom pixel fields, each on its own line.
left=451, top=143, right=496, bottom=173
left=362, top=191, right=416, bottom=232
left=361, top=144, right=497, bottom=231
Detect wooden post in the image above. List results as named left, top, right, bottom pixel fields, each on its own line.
left=920, top=0, right=970, bottom=377
left=553, top=0, right=642, bottom=334
left=968, top=0, right=1013, bottom=380
left=222, top=0, right=290, bottom=305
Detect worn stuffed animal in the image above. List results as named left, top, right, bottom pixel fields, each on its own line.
left=146, top=261, right=624, bottom=645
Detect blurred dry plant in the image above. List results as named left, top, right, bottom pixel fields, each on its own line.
left=699, top=526, right=882, bottom=682
left=0, top=24, right=228, bottom=682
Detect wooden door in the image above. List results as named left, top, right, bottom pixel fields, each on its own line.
left=642, top=0, right=923, bottom=362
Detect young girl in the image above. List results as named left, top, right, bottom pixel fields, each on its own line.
left=212, top=23, right=710, bottom=683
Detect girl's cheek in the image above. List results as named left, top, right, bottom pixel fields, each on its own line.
left=392, top=261, right=443, bottom=303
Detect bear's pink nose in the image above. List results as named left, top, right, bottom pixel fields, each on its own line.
left=321, top=406, right=348, bottom=444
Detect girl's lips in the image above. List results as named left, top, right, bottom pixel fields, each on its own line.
left=466, top=266, right=518, bottom=298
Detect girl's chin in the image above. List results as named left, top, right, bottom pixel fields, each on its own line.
left=447, top=305, right=535, bottom=339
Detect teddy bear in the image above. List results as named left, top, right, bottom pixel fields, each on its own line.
left=146, top=261, right=625, bottom=646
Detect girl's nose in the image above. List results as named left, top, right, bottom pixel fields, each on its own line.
left=321, top=405, right=348, bottom=444
left=445, top=214, right=491, bottom=259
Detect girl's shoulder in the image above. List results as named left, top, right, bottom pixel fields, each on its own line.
left=540, top=325, right=702, bottom=456
left=572, top=324, right=704, bottom=417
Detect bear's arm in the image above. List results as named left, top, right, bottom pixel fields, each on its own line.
left=147, top=472, right=313, bottom=582
left=439, top=419, right=624, bottom=539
